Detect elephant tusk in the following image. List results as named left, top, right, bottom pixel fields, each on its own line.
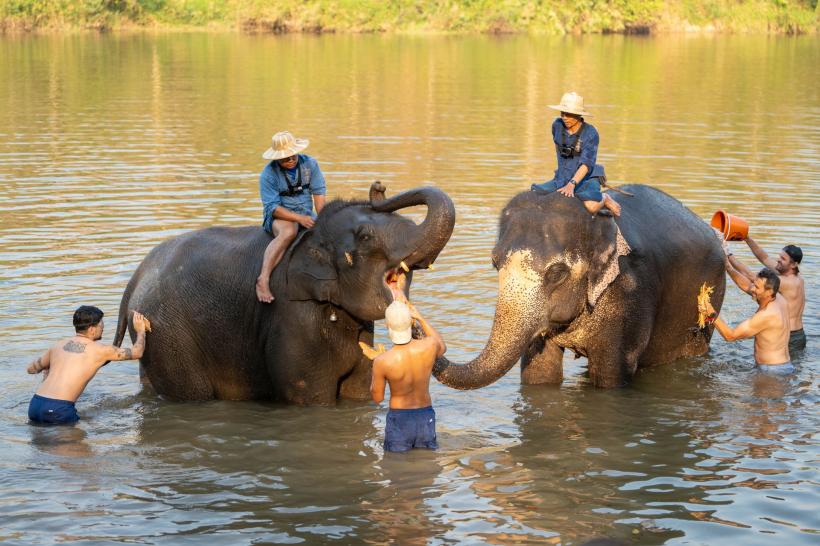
left=345, top=252, right=353, bottom=266
left=400, top=260, right=410, bottom=272
left=427, top=264, right=435, bottom=271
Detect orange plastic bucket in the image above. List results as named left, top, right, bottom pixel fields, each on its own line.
left=711, top=210, right=749, bottom=241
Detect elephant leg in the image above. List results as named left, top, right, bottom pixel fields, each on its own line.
left=521, top=336, right=564, bottom=385
left=586, top=337, right=643, bottom=388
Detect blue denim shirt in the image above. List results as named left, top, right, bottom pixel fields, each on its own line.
left=551, top=118, right=599, bottom=184
left=259, top=154, right=327, bottom=233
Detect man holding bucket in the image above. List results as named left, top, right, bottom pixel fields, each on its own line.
left=701, top=268, right=793, bottom=374
left=712, top=210, right=806, bottom=354
left=728, top=242, right=805, bottom=353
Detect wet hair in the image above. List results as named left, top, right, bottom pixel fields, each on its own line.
left=757, top=268, right=780, bottom=296
left=73, top=305, right=104, bottom=332
left=783, top=244, right=802, bottom=272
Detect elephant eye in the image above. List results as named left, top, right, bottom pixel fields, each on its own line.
left=545, top=263, right=569, bottom=284
left=355, top=226, right=373, bottom=242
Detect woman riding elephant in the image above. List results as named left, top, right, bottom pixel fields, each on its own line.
left=433, top=184, right=725, bottom=389
left=113, top=183, right=455, bottom=404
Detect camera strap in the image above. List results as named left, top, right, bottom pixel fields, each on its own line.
left=560, top=122, right=586, bottom=157
left=278, top=158, right=308, bottom=197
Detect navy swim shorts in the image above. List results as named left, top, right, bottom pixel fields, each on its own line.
left=384, top=406, right=438, bottom=453
left=28, top=394, right=79, bottom=425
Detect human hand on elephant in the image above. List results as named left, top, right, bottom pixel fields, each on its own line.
left=557, top=181, right=575, bottom=197
left=698, top=299, right=717, bottom=318
left=132, top=311, right=151, bottom=333
left=359, top=341, right=386, bottom=360
left=298, top=215, right=316, bottom=229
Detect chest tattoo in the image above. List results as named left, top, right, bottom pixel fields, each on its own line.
left=63, top=340, right=87, bottom=353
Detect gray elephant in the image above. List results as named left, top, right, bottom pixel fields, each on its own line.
left=112, top=184, right=455, bottom=404
left=434, top=184, right=725, bottom=389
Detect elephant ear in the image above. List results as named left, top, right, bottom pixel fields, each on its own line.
left=587, top=219, right=631, bottom=308
left=285, top=230, right=339, bottom=302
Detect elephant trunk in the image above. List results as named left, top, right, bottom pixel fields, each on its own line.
left=433, top=252, right=544, bottom=389
left=371, top=187, right=455, bottom=268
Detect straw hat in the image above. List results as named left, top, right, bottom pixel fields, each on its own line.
left=262, top=131, right=310, bottom=160
left=548, top=91, right=592, bottom=117
left=385, top=301, right=413, bottom=345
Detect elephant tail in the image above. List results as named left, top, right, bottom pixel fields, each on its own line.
left=112, top=273, right=139, bottom=349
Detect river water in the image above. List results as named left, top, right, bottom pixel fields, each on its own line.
left=0, top=34, right=818, bottom=545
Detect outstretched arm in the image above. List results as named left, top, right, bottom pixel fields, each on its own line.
left=101, top=312, right=149, bottom=363
left=27, top=348, right=51, bottom=374
left=701, top=300, right=767, bottom=342
left=408, top=303, right=447, bottom=358
left=746, top=237, right=777, bottom=269
left=726, top=260, right=753, bottom=294
left=728, top=254, right=756, bottom=281
left=713, top=313, right=768, bottom=342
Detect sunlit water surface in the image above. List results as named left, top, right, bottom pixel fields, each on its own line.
left=0, top=34, right=818, bottom=545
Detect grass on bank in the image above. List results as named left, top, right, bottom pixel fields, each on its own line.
left=0, top=0, right=817, bottom=34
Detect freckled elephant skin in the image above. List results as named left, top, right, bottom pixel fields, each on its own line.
left=113, top=187, right=455, bottom=404
left=434, top=184, right=726, bottom=389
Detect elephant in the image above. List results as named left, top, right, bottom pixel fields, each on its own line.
left=433, top=184, right=726, bottom=389
left=112, top=183, right=455, bottom=404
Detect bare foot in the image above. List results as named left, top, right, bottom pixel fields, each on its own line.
left=255, top=276, right=274, bottom=303
left=604, top=194, right=622, bottom=217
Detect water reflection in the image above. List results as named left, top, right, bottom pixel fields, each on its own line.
left=0, top=33, right=818, bottom=544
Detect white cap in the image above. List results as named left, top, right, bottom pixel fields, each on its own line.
left=385, top=301, right=412, bottom=345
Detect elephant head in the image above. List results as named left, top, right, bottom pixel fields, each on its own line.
left=434, top=191, right=630, bottom=389
left=284, top=184, right=456, bottom=321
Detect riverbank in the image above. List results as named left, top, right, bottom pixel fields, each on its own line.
left=1, top=0, right=817, bottom=35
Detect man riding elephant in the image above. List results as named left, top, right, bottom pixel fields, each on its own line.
left=113, top=183, right=455, bottom=405
left=531, top=91, right=621, bottom=217
left=256, top=130, right=327, bottom=303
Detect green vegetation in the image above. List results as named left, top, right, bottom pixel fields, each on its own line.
left=1, top=0, right=817, bottom=34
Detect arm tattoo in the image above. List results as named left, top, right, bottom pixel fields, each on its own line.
left=116, top=348, right=133, bottom=360
left=63, top=340, right=86, bottom=353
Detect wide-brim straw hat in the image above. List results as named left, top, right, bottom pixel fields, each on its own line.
left=548, top=91, right=592, bottom=117
left=263, top=131, right=310, bottom=160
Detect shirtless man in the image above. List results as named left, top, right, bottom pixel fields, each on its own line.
left=701, top=268, right=792, bottom=374
left=364, top=300, right=446, bottom=453
left=727, top=239, right=805, bottom=353
left=26, top=305, right=150, bottom=425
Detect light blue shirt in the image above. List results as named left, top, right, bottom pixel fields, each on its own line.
left=259, top=154, right=327, bottom=233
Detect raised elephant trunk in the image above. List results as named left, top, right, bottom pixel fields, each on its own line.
left=433, top=251, right=543, bottom=389
left=371, top=186, right=456, bottom=268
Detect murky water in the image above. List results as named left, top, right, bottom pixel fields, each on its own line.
left=1, top=34, right=818, bottom=545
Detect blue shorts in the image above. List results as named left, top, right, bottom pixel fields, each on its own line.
left=756, top=362, right=794, bottom=375
left=28, top=394, right=79, bottom=425
left=384, top=406, right=438, bottom=452
left=531, top=177, right=603, bottom=203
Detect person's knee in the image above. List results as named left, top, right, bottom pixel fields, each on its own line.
left=274, top=221, right=298, bottom=241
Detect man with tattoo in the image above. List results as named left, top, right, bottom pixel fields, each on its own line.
left=26, top=305, right=151, bottom=425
